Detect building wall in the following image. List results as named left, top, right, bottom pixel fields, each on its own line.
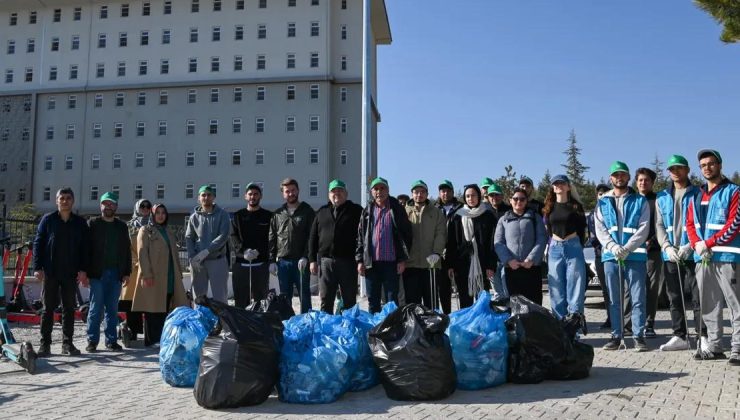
left=0, top=95, right=33, bottom=206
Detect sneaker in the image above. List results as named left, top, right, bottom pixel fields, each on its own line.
left=599, top=320, right=611, bottom=330
left=693, top=337, right=727, bottom=360
left=660, top=336, right=689, bottom=351
left=602, top=336, right=621, bottom=351
left=729, top=352, right=740, bottom=366
left=634, top=337, right=649, bottom=352
left=36, top=344, right=51, bottom=358
left=85, top=342, right=97, bottom=353
left=644, top=327, right=657, bottom=338
left=105, top=342, right=123, bottom=351
left=61, top=344, right=81, bottom=356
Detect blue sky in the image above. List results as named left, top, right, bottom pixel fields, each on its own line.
left=376, top=1, right=740, bottom=193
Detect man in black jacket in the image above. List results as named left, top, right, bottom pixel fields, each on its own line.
left=309, top=179, right=362, bottom=313
left=33, top=187, right=89, bottom=357
left=85, top=192, right=131, bottom=352
left=356, top=177, right=412, bottom=313
left=231, top=182, right=272, bottom=308
left=435, top=180, right=462, bottom=313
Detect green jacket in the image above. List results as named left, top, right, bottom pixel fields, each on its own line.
left=405, top=200, right=447, bottom=268
left=269, top=201, right=316, bottom=261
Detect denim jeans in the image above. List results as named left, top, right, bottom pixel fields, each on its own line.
left=604, top=260, right=647, bottom=339
left=277, top=258, right=312, bottom=314
left=547, top=237, right=587, bottom=319
left=87, top=268, right=123, bottom=345
left=366, top=261, right=399, bottom=314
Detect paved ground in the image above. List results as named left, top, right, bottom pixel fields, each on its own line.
left=1, top=292, right=739, bottom=419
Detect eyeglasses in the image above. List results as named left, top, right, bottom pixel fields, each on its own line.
left=511, top=197, right=527, bottom=202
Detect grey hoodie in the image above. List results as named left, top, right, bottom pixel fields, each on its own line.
left=185, top=204, right=231, bottom=260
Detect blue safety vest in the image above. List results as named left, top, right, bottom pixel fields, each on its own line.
left=598, top=193, right=648, bottom=262
left=656, top=185, right=699, bottom=262
left=690, top=181, right=740, bottom=263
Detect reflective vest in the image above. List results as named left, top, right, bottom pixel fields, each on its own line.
left=599, top=193, right=648, bottom=262
left=656, top=185, right=699, bottom=262
left=690, top=182, right=740, bottom=263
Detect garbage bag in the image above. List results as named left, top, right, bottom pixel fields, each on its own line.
left=246, top=288, right=295, bottom=321
left=369, top=304, right=456, bottom=401
left=547, top=313, right=593, bottom=380
left=447, top=291, right=508, bottom=390
left=159, top=306, right=210, bottom=387
left=371, top=301, right=398, bottom=324
left=505, top=295, right=571, bottom=384
left=195, top=305, right=218, bottom=334
left=193, top=297, right=284, bottom=409
left=342, top=304, right=379, bottom=391
left=278, top=311, right=352, bottom=404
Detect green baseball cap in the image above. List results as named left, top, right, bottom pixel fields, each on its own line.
left=487, top=183, right=503, bottom=195
left=410, top=179, right=428, bottom=191
left=198, top=185, right=215, bottom=196
left=666, top=154, right=689, bottom=169
left=697, top=149, right=722, bottom=164
left=438, top=179, right=454, bottom=191
left=609, top=161, right=630, bottom=175
left=480, top=177, right=494, bottom=188
left=370, top=177, right=388, bottom=189
left=99, top=191, right=118, bottom=204
left=328, top=179, right=346, bottom=191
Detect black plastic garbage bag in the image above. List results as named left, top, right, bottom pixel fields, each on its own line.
left=368, top=304, right=456, bottom=401
left=547, top=313, right=593, bottom=380
left=246, top=288, right=295, bottom=321
left=193, top=297, right=284, bottom=409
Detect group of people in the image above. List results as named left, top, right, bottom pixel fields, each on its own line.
left=31, top=149, right=738, bottom=366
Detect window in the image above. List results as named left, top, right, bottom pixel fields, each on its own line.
left=143, top=2, right=151, bottom=16
left=232, top=183, right=240, bottom=198
left=158, top=121, right=167, bottom=136
left=51, top=37, right=60, bottom=51
left=256, top=54, right=266, bottom=70
left=309, top=181, right=318, bottom=197
left=189, top=58, right=198, bottom=72
left=340, top=149, right=348, bottom=165
left=232, top=118, right=242, bottom=133
left=164, top=1, right=172, bottom=14
left=309, top=148, right=319, bottom=164
left=255, top=118, right=265, bottom=133
left=214, top=0, right=222, bottom=11
left=98, top=34, right=106, bottom=48
left=258, top=25, right=266, bottom=39
left=69, top=65, right=78, bottom=79
left=232, top=150, right=241, bottom=165
left=289, top=0, right=296, bottom=6
left=311, top=22, right=319, bottom=37
left=234, top=55, right=243, bottom=71
left=156, top=184, right=165, bottom=199
left=140, top=31, right=149, bottom=46
left=340, top=118, right=347, bottom=133
left=9, top=13, right=17, bottom=25
left=256, top=86, right=265, bottom=100
left=48, top=97, right=56, bottom=110
left=310, top=115, right=319, bottom=131
left=185, top=184, right=194, bottom=199
left=188, top=89, right=197, bottom=103
left=66, top=124, right=76, bottom=140
left=119, top=32, right=128, bottom=47
left=113, top=154, right=121, bottom=169
left=209, top=119, right=218, bottom=134
left=310, top=52, right=319, bottom=68
left=94, top=94, right=103, bottom=108
left=255, top=149, right=264, bottom=165
left=93, top=123, right=102, bottom=138
left=68, top=95, right=77, bottom=109
left=136, top=122, right=145, bottom=136
left=134, top=185, right=143, bottom=199
left=21, top=128, right=30, bottom=141
left=96, top=63, right=105, bottom=78
left=312, top=0, right=319, bottom=6
left=100, top=6, right=108, bottom=19
left=121, top=4, right=129, bottom=17
left=46, top=126, right=55, bottom=140
left=287, top=23, right=296, bottom=37
left=90, top=186, right=99, bottom=201
left=114, top=122, right=123, bottom=137
left=0, top=162, right=5, bottom=171
left=53, top=9, right=61, bottom=22
left=341, top=55, right=347, bottom=70
left=211, top=57, right=220, bottom=72
left=7, top=40, right=15, bottom=54
left=287, top=53, right=295, bottom=69
left=159, top=90, right=168, bottom=104
left=209, top=151, right=218, bottom=166
left=116, top=92, right=125, bottom=106
left=137, top=92, right=146, bottom=105
left=139, top=60, right=148, bottom=75
left=0, top=190, right=4, bottom=202
left=233, top=87, right=243, bottom=102
left=91, top=154, right=100, bottom=169
left=310, top=84, right=319, bottom=99
left=117, top=61, right=126, bottom=76
left=135, top=152, right=144, bottom=168
left=162, top=29, right=171, bottom=44
left=235, top=25, right=244, bottom=40
left=212, top=27, right=221, bottom=41
left=27, top=39, right=36, bottom=53
left=190, top=28, right=199, bottom=43
left=192, top=0, right=200, bottom=12
left=4, top=70, right=12, bottom=84
left=157, top=151, right=166, bottom=167
left=43, top=187, right=51, bottom=201
left=49, top=66, right=58, bottom=81
left=111, top=185, right=120, bottom=196
left=342, top=0, right=347, bottom=9
left=236, top=0, right=245, bottom=10
left=160, top=59, right=169, bottom=74
left=65, top=155, right=73, bottom=170
left=210, top=88, right=219, bottom=103
left=186, top=151, right=195, bottom=166
left=23, top=98, right=31, bottom=112
left=286, top=116, right=295, bottom=132
left=340, top=87, right=347, bottom=102
left=71, top=36, right=80, bottom=50
left=259, top=0, right=266, bottom=8
left=30, top=11, right=38, bottom=24
left=285, top=148, right=295, bottom=164
left=186, top=119, right=195, bottom=134
left=341, top=24, right=347, bottom=40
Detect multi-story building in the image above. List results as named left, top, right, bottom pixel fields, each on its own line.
left=0, top=0, right=391, bottom=215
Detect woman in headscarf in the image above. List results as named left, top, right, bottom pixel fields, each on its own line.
left=132, top=204, right=189, bottom=346
left=118, top=198, right=152, bottom=346
left=446, top=184, right=497, bottom=309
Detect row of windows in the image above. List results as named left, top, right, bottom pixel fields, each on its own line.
left=4, top=54, right=348, bottom=83
left=7, top=0, right=345, bottom=26
left=4, top=22, right=348, bottom=56
left=0, top=128, right=31, bottom=142
left=0, top=98, right=32, bottom=113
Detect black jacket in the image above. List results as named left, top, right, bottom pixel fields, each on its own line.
left=269, top=201, right=316, bottom=260
left=491, top=202, right=512, bottom=220
left=446, top=208, right=498, bottom=274
left=435, top=198, right=464, bottom=222
left=87, top=217, right=132, bottom=279
left=231, top=207, right=272, bottom=264
left=32, top=211, right=89, bottom=276
left=309, top=200, right=363, bottom=262
left=356, top=196, right=412, bottom=267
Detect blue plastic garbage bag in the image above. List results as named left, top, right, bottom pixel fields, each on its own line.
left=342, top=304, right=379, bottom=391
left=278, top=311, right=352, bottom=404
left=447, top=291, right=508, bottom=390
left=195, top=305, right=218, bottom=334
left=160, top=306, right=210, bottom=387
left=371, top=301, right=398, bottom=324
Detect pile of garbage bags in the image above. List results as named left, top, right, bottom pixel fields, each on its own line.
left=246, top=289, right=295, bottom=321
left=159, top=305, right=218, bottom=387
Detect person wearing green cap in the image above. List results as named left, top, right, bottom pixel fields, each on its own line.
left=595, top=161, right=651, bottom=352
left=356, top=176, right=413, bottom=313
left=655, top=155, right=704, bottom=351
left=485, top=183, right=512, bottom=219
left=480, top=177, right=494, bottom=197
left=308, top=179, right=362, bottom=313
left=435, top=179, right=463, bottom=313
left=185, top=184, right=231, bottom=303
left=33, top=187, right=90, bottom=357
left=85, top=191, right=132, bottom=352
left=686, top=149, right=740, bottom=364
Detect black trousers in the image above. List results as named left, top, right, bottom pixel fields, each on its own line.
left=505, top=266, right=543, bottom=306
left=437, top=266, right=453, bottom=314
left=318, top=257, right=358, bottom=314
left=454, top=267, right=491, bottom=309
left=118, top=300, right=143, bottom=337
left=143, top=294, right=173, bottom=346
left=231, top=262, right=269, bottom=309
left=40, top=273, right=77, bottom=346
left=664, top=261, right=706, bottom=338
left=403, top=267, right=439, bottom=310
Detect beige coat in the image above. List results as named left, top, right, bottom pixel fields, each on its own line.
left=132, top=225, right=189, bottom=313
left=405, top=201, right=447, bottom=269
left=120, top=233, right=139, bottom=302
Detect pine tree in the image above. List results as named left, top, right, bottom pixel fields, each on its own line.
left=695, top=0, right=740, bottom=43
left=537, top=170, right=552, bottom=200
left=561, top=129, right=590, bottom=187
left=731, top=171, right=740, bottom=185
left=650, top=154, right=669, bottom=192
left=494, top=165, right=519, bottom=200
left=578, top=180, right=598, bottom=211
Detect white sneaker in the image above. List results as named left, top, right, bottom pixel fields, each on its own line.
left=659, top=336, right=689, bottom=351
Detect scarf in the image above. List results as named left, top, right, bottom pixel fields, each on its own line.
left=455, top=204, right=488, bottom=299
left=128, top=198, right=151, bottom=235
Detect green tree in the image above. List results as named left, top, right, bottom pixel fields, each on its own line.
left=537, top=170, right=552, bottom=201
left=561, top=129, right=590, bottom=187
left=494, top=165, right=519, bottom=200
left=689, top=173, right=703, bottom=186
left=731, top=170, right=740, bottom=184
left=578, top=180, right=598, bottom=211
left=650, top=154, right=670, bottom=192
left=695, top=0, right=740, bottom=43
